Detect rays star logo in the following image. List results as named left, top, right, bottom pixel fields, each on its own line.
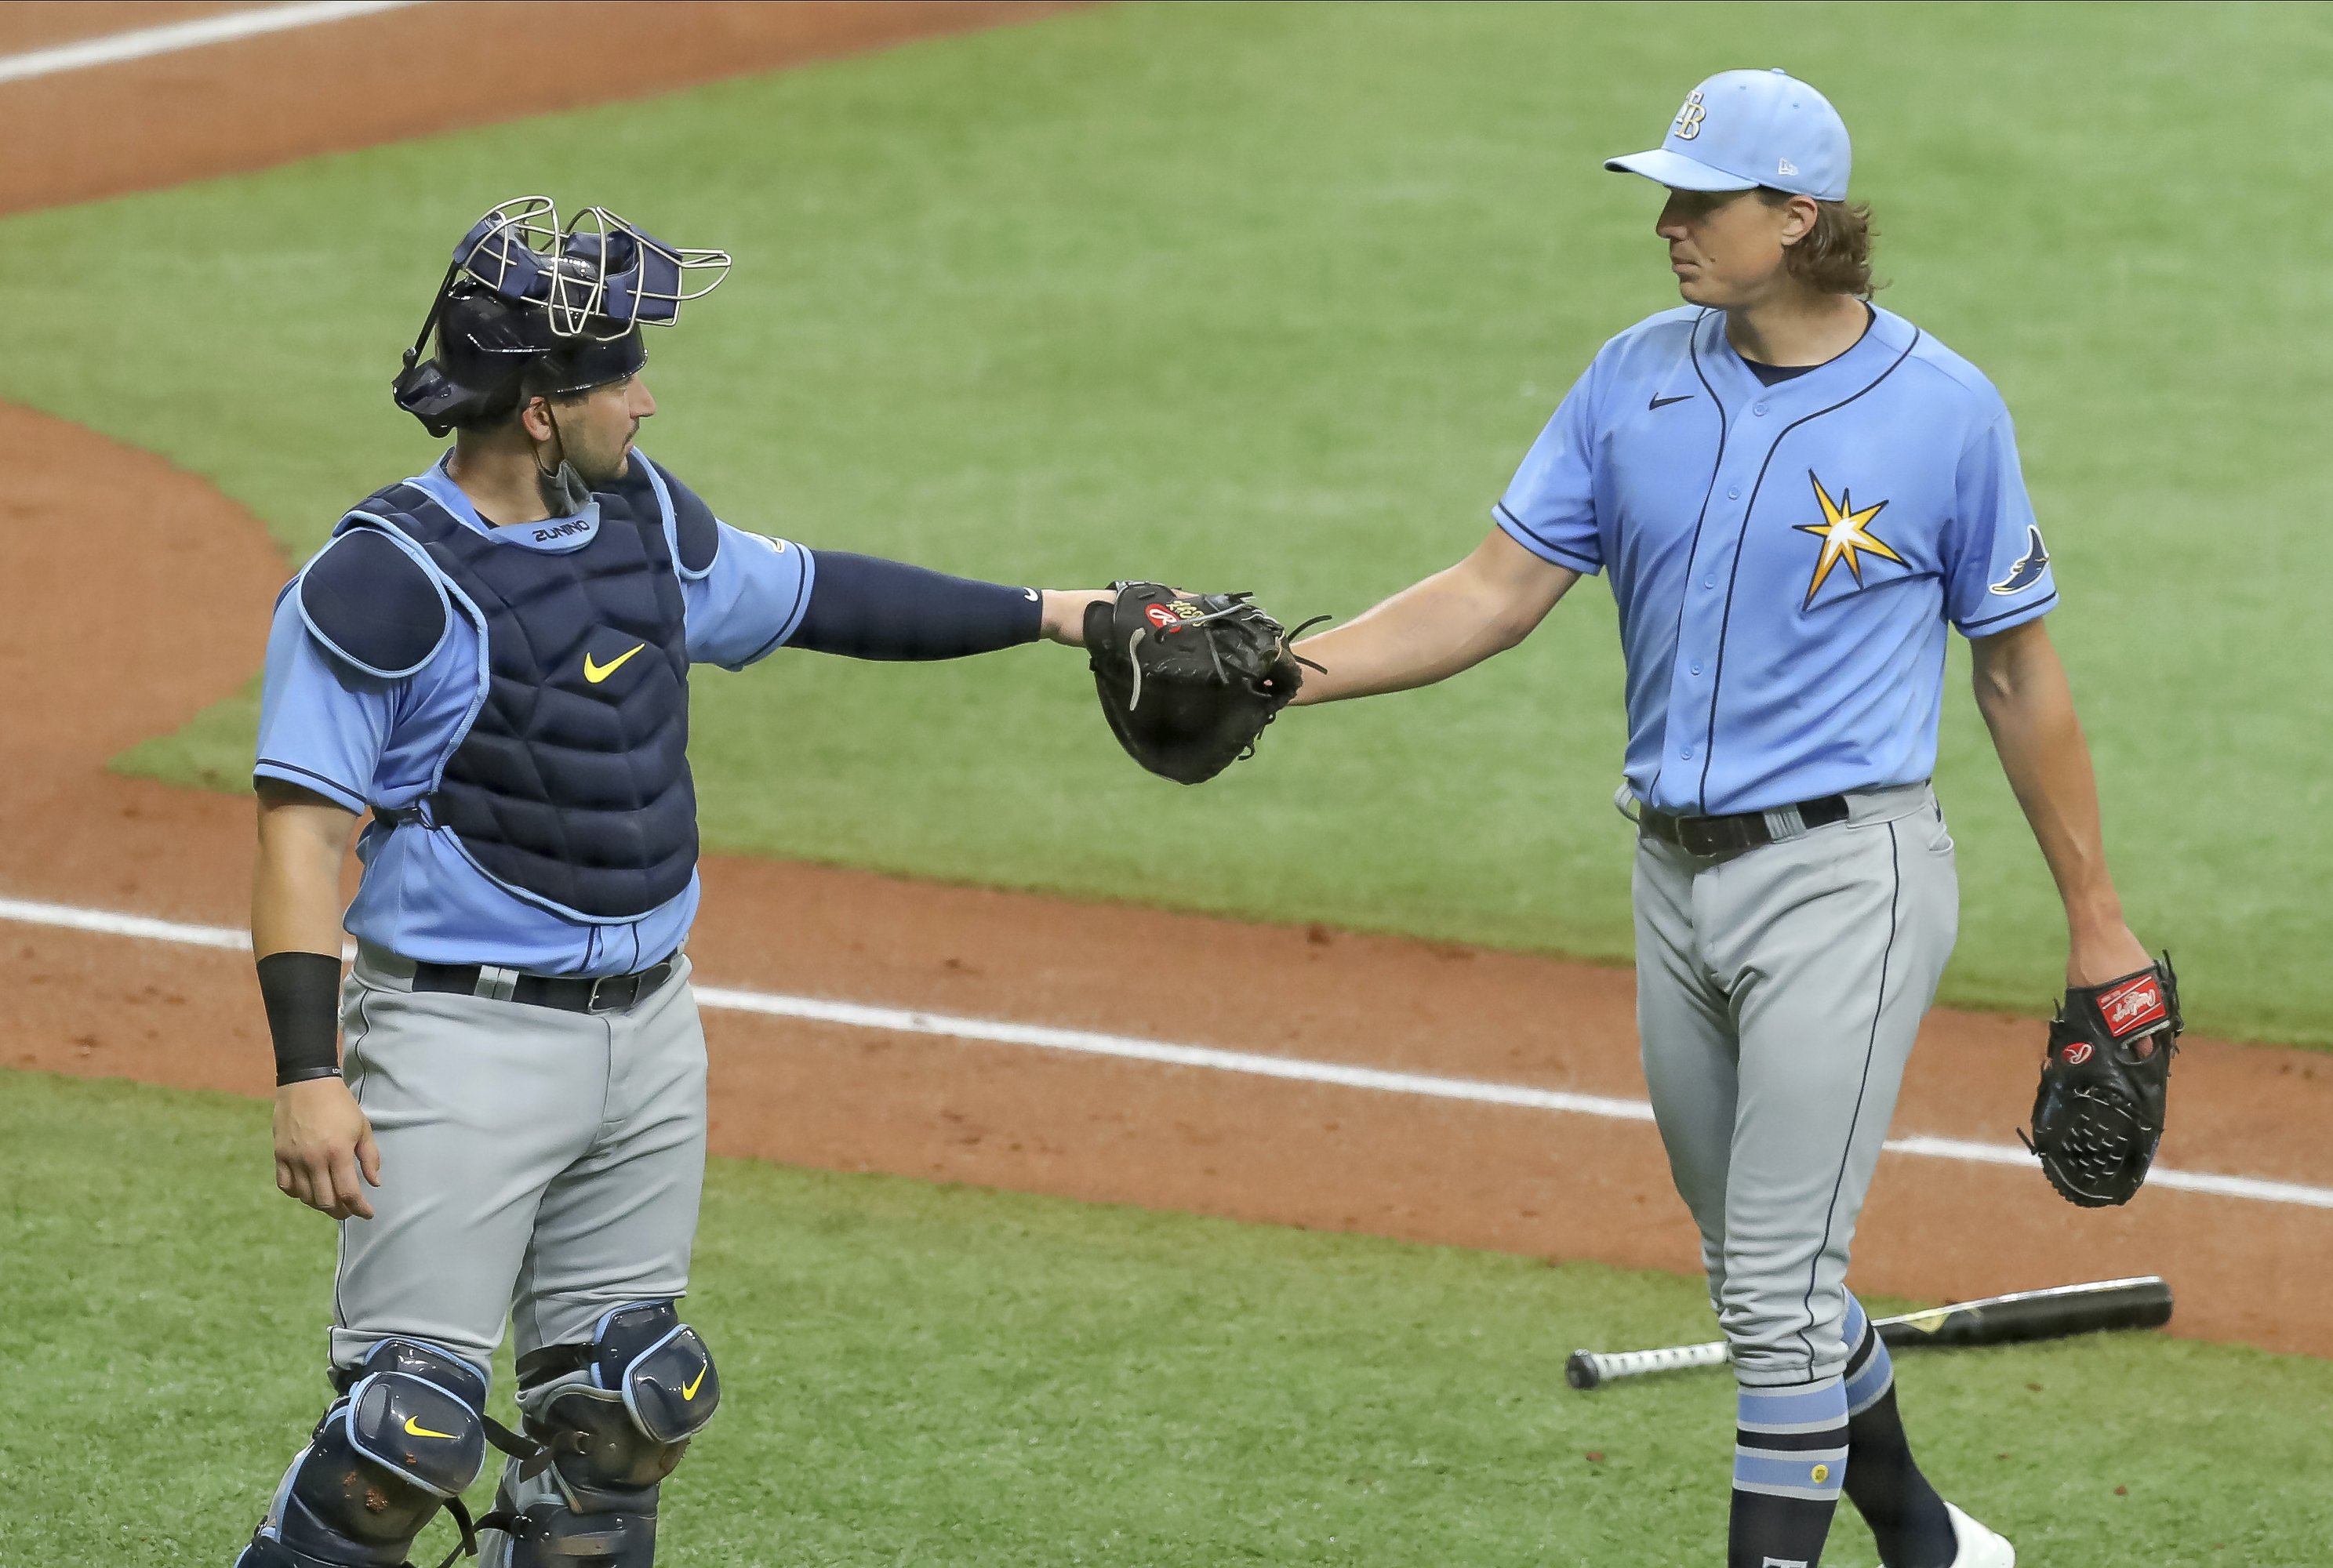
left=1795, top=470, right=1903, bottom=606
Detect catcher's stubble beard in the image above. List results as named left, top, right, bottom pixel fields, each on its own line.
left=446, top=375, right=652, bottom=526
left=534, top=372, right=653, bottom=492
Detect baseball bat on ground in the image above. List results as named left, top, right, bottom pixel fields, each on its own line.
left=1564, top=1275, right=2173, bottom=1392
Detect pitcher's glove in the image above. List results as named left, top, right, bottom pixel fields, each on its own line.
left=1084, top=582, right=1325, bottom=785
left=2019, top=955, right=2181, bottom=1207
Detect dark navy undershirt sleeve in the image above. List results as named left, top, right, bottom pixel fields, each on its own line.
left=790, top=550, right=1044, bottom=660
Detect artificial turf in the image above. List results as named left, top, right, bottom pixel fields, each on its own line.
left=3, top=2, right=2330, bottom=1040
left=2, top=1069, right=2326, bottom=1566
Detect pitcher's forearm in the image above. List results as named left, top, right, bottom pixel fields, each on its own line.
left=1292, top=531, right=1578, bottom=705
left=1972, top=622, right=2142, bottom=976
left=1984, top=691, right=2122, bottom=927
left=1293, top=575, right=1506, bottom=702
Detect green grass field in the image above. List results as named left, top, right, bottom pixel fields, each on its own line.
left=5, top=1070, right=2328, bottom=1566
left=3, top=0, right=2328, bottom=1044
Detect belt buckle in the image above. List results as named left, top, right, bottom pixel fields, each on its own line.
left=584, top=974, right=629, bottom=1014
left=1677, top=816, right=1728, bottom=857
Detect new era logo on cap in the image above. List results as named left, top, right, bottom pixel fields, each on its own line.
left=1778, top=157, right=1798, bottom=176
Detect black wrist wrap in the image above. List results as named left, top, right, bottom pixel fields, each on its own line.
left=257, top=950, right=343, bottom=1085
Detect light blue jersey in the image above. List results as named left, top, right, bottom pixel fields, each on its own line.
left=253, top=452, right=813, bottom=975
left=1496, top=303, right=2057, bottom=817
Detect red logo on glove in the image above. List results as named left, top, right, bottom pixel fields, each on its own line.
left=2062, top=1040, right=2094, bottom=1065
left=1144, top=603, right=1182, bottom=630
left=2097, top=974, right=2168, bottom=1038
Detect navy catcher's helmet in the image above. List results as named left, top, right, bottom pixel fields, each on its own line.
left=392, top=196, right=729, bottom=437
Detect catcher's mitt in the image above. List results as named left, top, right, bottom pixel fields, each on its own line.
left=2019, top=955, right=2181, bottom=1207
left=1084, top=582, right=1323, bottom=785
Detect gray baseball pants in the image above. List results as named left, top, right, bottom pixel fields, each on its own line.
left=1632, top=783, right=1957, bottom=1388
left=326, top=946, right=709, bottom=1374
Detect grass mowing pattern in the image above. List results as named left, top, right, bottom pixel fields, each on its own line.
left=4, top=1069, right=2329, bottom=1565
left=3, top=4, right=2331, bottom=1040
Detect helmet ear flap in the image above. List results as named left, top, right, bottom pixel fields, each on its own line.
left=392, top=280, right=540, bottom=434
left=389, top=357, right=463, bottom=439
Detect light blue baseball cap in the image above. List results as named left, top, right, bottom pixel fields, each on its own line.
left=1604, top=68, right=1851, bottom=202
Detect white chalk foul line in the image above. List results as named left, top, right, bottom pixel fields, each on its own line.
left=7, top=893, right=2332, bottom=1212
left=0, top=1, right=420, bottom=86
left=692, top=982, right=1662, bottom=1123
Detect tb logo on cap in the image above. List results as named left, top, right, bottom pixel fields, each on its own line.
left=1673, top=89, right=1707, bottom=140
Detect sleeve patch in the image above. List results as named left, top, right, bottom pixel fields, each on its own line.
left=296, top=527, right=449, bottom=679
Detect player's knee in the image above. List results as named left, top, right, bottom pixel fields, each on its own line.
left=490, top=1301, right=718, bottom=1566
left=236, top=1339, right=489, bottom=1568
left=1721, top=1290, right=1853, bottom=1385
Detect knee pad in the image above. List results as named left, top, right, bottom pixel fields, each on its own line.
left=236, top=1339, right=489, bottom=1568
left=485, top=1302, right=718, bottom=1566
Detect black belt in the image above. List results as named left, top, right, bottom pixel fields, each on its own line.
left=412, top=956, right=678, bottom=1014
left=1637, top=794, right=1849, bottom=858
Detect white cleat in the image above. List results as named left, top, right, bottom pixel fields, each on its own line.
left=1943, top=1501, right=2015, bottom=1567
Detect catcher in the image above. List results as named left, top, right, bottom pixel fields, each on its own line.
left=234, top=197, right=1123, bottom=1568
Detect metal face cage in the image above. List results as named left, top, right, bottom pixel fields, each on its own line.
left=448, top=195, right=732, bottom=340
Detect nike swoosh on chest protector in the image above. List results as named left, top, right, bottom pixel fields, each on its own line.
left=582, top=643, right=647, bottom=684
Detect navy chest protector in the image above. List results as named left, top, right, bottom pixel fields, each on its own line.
left=314, top=466, right=707, bottom=921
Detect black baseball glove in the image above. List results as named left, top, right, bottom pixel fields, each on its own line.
left=2019, top=955, right=2181, bottom=1207
left=1084, top=582, right=1324, bottom=785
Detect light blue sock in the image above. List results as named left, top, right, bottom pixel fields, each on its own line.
left=1730, top=1378, right=1849, bottom=1567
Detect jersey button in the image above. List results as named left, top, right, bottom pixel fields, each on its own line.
left=1681, top=748, right=1694, bottom=760
left=1703, top=575, right=1716, bottom=589
left=1691, top=661, right=1703, bottom=675
left=1726, top=486, right=1741, bottom=499
left=1753, top=401, right=1770, bottom=416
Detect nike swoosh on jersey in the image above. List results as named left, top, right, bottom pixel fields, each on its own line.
left=682, top=1363, right=708, bottom=1399
left=403, top=1415, right=458, bottom=1440
left=582, top=643, right=647, bottom=684
left=1648, top=394, right=1694, bottom=410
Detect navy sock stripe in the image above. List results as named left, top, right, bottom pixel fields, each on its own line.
left=1741, top=1423, right=1854, bottom=1453
left=1841, top=1292, right=1895, bottom=1416
left=1844, top=1326, right=1878, bottom=1377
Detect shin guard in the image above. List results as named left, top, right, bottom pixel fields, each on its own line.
left=235, top=1340, right=489, bottom=1568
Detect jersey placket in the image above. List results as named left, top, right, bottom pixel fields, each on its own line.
left=1663, top=366, right=1778, bottom=816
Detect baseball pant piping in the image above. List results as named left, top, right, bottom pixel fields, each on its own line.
left=1633, top=784, right=1957, bottom=1387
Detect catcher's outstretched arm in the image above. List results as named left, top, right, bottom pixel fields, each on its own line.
left=785, top=550, right=1107, bottom=658
left=1969, top=619, right=2149, bottom=987
left=1289, top=528, right=1576, bottom=706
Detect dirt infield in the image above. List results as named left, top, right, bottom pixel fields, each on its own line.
left=6, top=2, right=2332, bottom=1359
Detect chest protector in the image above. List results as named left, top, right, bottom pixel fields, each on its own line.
left=347, top=474, right=696, bottom=921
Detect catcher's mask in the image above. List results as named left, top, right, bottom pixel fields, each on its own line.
left=391, top=196, right=730, bottom=437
